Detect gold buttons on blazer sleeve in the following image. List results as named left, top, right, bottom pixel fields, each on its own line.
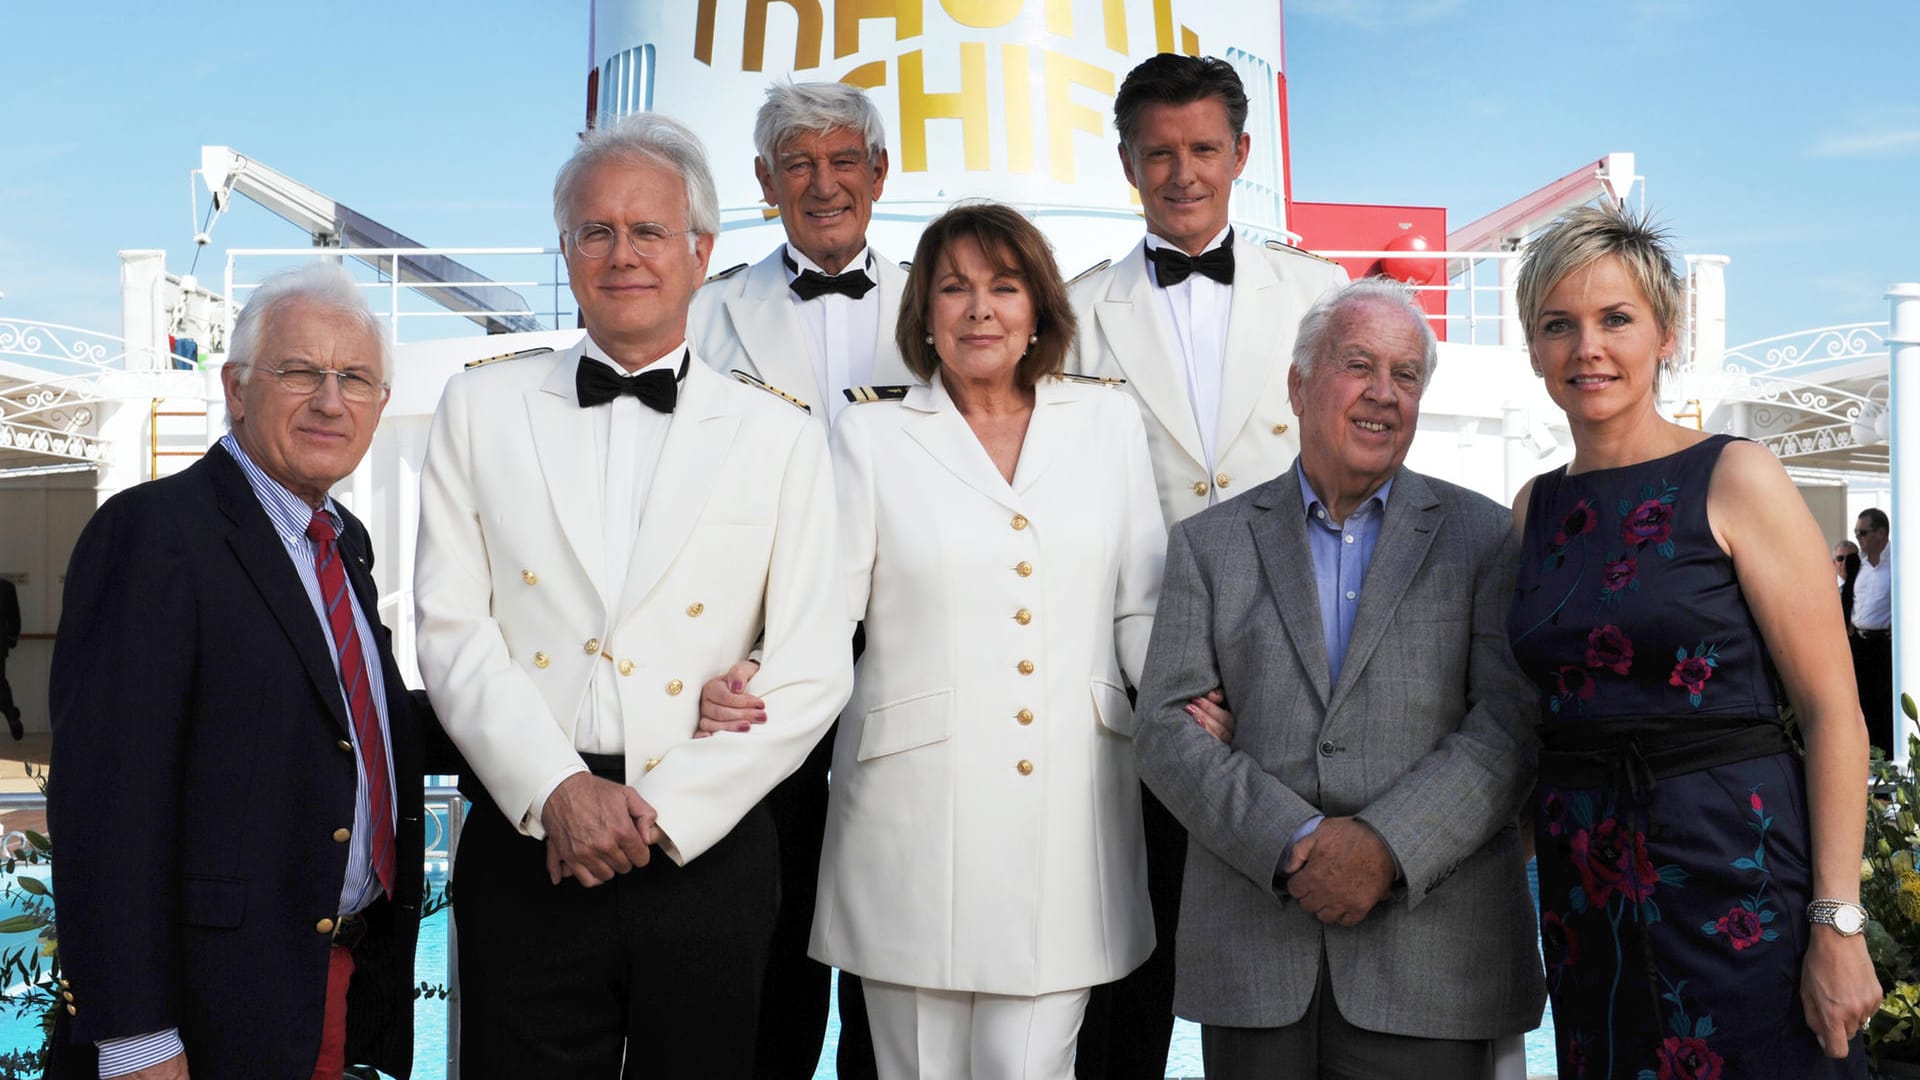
left=1014, top=608, right=1032, bottom=625
left=533, top=652, right=550, bottom=669
left=1010, top=513, right=1029, bottom=531
left=332, top=828, right=351, bottom=843
left=1016, top=709, right=1034, bottom=725
left=1017, top=759, right=1034, bottom=776
left=521, top=569, right=538, bottom=585
left=686, top=602, right=705, bottom=617
left=1015, top=561, right=1033, bottom=577
left=1192, top=480, right=1209, bottom=496
left=1216, top=472, right=1231, bottom=489
left=618, top=659, right=635, bottom=676
left=1017, top=660, right=1035, bottom=675
left=316, top=918, right=336, bottom=935
left=666, top=679, right=685, bottom=696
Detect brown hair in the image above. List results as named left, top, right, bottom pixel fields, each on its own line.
left=897, top=201, right=1076, bottom=388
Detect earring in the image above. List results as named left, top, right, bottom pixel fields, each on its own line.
left=925, top=334, right=934, bottom=344
left=1028, top=334, right=1038, bottom=345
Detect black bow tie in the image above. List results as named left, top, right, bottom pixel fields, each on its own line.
left=784, top=251, right=876, bottom=301
left=1147, top=233, right=1236, bottom=287
left=575, top=351, right=687, bottom=412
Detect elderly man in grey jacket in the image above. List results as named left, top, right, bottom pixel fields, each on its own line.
left=1133, top=278, right=1544, bottom=1078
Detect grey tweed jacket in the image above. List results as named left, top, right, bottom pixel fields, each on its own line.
left=1133, top=462, right=1546, bottom=1038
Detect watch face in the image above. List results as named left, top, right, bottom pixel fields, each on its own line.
left=1834, top=906, right=1866, bottom=935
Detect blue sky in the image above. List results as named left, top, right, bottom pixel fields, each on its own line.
left=2, top=0, right=1914, bottom=344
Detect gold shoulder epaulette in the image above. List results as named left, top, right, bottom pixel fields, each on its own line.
left=1054, top=373, right=1127, bottom=387
left=705, top=262, right=749, bottom=285
left=721, top=367, right=806, bottom=409
left=731, top=370, right=811, bottom=413
left=843, top=385, right=912, bottom=404
left=1066, top=259, right=1112, bottom=287
left=465, top=346, right=555, bottom=370
left=1263, top=239, right=1341, bottom=266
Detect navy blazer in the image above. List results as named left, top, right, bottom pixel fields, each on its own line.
left=47, top=445, right=427, bottom=1079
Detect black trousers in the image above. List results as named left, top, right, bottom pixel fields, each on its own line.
left=453, top=771, right=779, bottom=1079
left=1201, top=958, right=1492, bottom=1080
left=0, top=645, right=16, bottom=722
left=1853, top=632, right=1894, bottom=759
left=753, top=722, right=877, bottom=1080
left=1075, top=783, right=1185, bottom=1079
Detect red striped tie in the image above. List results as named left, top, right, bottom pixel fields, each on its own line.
left=306, top=510, right=396, bottom=898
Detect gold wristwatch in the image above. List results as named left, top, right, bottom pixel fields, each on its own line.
left=1807, top=898, right=1868, bottom=936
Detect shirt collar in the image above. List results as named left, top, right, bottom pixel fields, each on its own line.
left=219, top=432, right=339, bottom=544
left=1297, top=465, right=1393, bottom=528
left=784, top=243, right=873, bottom=279
left=582, top=337, right=687, bottom=376
left=1144, top=225, right=1232, bottom=257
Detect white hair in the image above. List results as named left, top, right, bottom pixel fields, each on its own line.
left=1291, top=277, right=1440, bottom=380
left=752, top=81, right=887, bottom=171
left=552, top=112, right=720, bottom=247
left=225, top=262, right=389, bottom=385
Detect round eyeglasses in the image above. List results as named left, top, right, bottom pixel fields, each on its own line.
left=570, top=222, right=695, bottom=259
left=250, top=364, right=386, bottom=403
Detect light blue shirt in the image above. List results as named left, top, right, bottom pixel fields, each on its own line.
left=1281, top=465, right=1394, bottom=871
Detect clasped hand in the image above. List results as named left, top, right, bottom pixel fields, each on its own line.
left=541, top=772, right=659, bottom=887
left=1285, top=816, right=1396, bottom=927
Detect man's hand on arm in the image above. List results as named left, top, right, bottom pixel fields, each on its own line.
left=1285, top=816, right=1397, bottom=927
left=110, top=1054, right=190, bottom=1080
left=694, top=659, right=764, bottom=737
left=540, top=773, right=657, bottom=886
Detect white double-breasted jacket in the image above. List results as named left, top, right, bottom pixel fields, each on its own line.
left=413, top=340, right=854, bottom=863
left=1068, top=235, right=1349, bottom=525
left=809, top=373, right=1166, bottom=994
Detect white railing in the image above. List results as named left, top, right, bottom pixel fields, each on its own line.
left=0, top=319, right=127, bottom=468
left=1721, top=322, right=1888, bottom=377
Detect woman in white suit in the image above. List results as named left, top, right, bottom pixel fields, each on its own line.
left=810, top=202, right=1167, bottom=1078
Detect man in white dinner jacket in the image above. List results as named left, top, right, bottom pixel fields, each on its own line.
left=414, top=112, right=852, bottom=1077
left=687, top=80, right=910, bottom=1079
left=1066, top=52, right=1349, bottom=1079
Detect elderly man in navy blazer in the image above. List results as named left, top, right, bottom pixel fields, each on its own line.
left=49, top=263, right=428, bottom=1080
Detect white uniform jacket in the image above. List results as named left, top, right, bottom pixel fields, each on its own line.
left=414, top=341, right=854, bottom=863
left=688, top=245, right=914, bottom=425
left=809, top=373, right=1166, bottom=995
left=1068, top=235, right=1348, bottom=525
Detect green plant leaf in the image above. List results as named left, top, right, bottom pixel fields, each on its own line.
left=15, top=877, right=47, bottom=897
left=0, top=915, right=41, bottom=934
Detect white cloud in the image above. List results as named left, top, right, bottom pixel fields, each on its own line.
left=1810, top=129, right=1920, bottom=158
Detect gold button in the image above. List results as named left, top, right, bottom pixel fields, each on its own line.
left=1192, top=480, right=1209, bottom=496
left=332, top=828, right=351, bottom=843
left=618, top=659, right=635, bottom=676
left=686, top=602, right=705, bottom=618
left=1272, top=422, right=1289, bottom=435
left=1018, top=660, right=1035, bottom=675
left=316, top=918, right=336, bottom=935
left=666, top=679, right=684, bottom=696
left=1014, top=608, right=1032, bottom=625
left=65, top=1004, right=75, bottom=1015
left=521, top=569, right=538, bottom=585
left=1215, top=472, right=1231, bottom=488
left=584, top=638, right=600, bottom=655
left=1017, top=759, right=1034, bottom=776
left=1015, top=561, right=1033, bottom=577
left=644, top=757, right=661, bottom=773
left=61, top=990, right=73, bottom=1002
left=533, top=651, right=550, bottom=669
left=1010, top=513, right=1029, bottom=531
left=335, top=739, right=353, bottom=753
left=1017, top=708, right=1034, bottom=725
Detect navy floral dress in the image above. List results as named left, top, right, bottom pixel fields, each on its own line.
left=1509, top=435, right=1864, bottom=1080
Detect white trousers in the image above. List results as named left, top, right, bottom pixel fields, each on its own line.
left=863, top=979, right=1092, bottom=1080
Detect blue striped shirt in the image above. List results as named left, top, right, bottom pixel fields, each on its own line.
left=97, top=436, right=396, bottom=1078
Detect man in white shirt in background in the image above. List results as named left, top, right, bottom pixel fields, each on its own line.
left=1850, top=507, right=1893, bottom=757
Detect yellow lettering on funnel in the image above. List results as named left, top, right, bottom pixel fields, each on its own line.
left=743, top=0, right=825, bottom=71
left=835, top=0, right=924, bottom=60
left=1045, top=50, right=1113, bottom=183
left=1002, top=44, right=1034, bottom=174
left=941, top=0, right=1023, bottom=29
left=898, top=44, right=991, bottom=171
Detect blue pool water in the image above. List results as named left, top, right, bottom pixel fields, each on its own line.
left=3, top=866, right=1560, bottom=1078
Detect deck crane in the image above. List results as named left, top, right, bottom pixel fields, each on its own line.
left=197, top=146, right=545, bottom=335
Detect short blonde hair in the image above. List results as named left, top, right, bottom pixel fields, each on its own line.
left=1516, top=203, right=1684, bottom=348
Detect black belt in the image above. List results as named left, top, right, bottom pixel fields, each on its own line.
left=1853, top=627, right=1891, bottom=641
left=331, top=910, right=369, bottom=950
left=1538, top=718, right=1791, bottom=791
left=580, top=751, right=625, bottom=782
